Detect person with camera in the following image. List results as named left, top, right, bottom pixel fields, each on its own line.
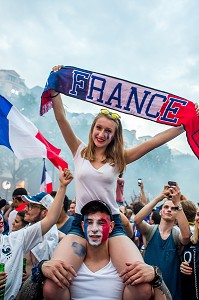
left=134, top=182, right=191, bottom=300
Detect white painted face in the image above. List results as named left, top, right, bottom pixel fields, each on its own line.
left=83, top=212, right=111, bottom=247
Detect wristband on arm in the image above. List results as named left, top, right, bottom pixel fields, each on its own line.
left=31, top=260, right=47, bottom=283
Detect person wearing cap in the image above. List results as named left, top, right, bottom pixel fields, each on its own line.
left=42, top=200, right=171, bottom=299
left=8, top=187, right=28, bottom=233
left=18, top=191, right=60, bottom=280
left=23, top=192, right=60, bottom=264
left=0, top=167, right=73, bottom=300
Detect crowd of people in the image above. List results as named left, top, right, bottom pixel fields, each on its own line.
left=0, top=65, right=199, bottom=300
left=1, top=175, right=198, bottom=300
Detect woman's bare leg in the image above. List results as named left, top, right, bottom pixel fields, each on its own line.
left=109, top=236, right=152, bottom=300
left=43, top=234, right=87, bottom=300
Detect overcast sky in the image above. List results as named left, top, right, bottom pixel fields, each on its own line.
left=1, top=0, right=199, bottom=156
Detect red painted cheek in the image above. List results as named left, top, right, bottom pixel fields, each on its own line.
left=101, top=223, right=111, bottom=243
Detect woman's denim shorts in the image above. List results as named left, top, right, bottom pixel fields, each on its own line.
left=68, top=213, right=127, bottom=238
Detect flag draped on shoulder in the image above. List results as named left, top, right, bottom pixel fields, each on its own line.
left=0, top=95, right=68, bottom=169
left=40, top=66, right=199, bottom=159
left=40, top=159, right=53, bottom=194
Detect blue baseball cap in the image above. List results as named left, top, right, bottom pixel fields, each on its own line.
left=22, top=192, right=53, bottom=209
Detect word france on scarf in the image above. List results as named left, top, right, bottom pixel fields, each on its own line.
left=40, top=66, right=199, bottom=159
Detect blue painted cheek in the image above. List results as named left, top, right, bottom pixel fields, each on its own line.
left=84, top=222, right=89, bottom=241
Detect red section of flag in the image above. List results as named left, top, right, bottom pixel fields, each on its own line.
left=36, top=131, right=68, bottom=169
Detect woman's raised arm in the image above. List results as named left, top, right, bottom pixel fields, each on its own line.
left=125, top=125, right=184, bottom=164
left=51, top=90, right=81, bottom=157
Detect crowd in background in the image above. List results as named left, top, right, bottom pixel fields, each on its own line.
left=0, top=82, right=198, bottom=299
left=0, top=176, right=198, bottom=299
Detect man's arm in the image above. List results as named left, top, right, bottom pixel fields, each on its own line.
left=139, top=181, right=147, bottom=206
left=134, top=186, right=170, bottom=226
left=41, top=168, right=73, bottom=235
left=38, top=259, right=76, bottom=288
left=170, top=184, right=191, bottom=245
left=134, top=186, right=172, bottom=234
left=152, top=281, right=172, bottom=300
left=120, top=261, right=172, bottom=300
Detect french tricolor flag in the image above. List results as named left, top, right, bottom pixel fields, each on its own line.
left=40, top=159, right=53, bottom=194
left=0, top=95, right=68, bottom=170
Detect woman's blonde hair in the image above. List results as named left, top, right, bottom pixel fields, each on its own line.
left=191, top=208, right=199, bottom=244
left=81, top=112, right=126, bottom=174
left=191, top=224, right=199, bottom=244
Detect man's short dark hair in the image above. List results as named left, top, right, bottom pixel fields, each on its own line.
left=12, top=188, right=28, bottom=202
left=133, top=202, right=144, bottom=215
left=50, top=191, right=70, bottom=212
left=81, top=200, right=113, bottom=221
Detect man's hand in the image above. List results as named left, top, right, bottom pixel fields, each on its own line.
left=41, top=260, right=77, bottom=289
left=180, top=261, right=192, bottom=275
left=120, top=261, right=155, bottom=286
left=59, top=168, right=73, bottom=187
left=167, top=183, right=181, bottom=206
left=155, top=186, right=171, bottom=203
left=0, top=271, right=7, bottom=288
left=22, top=272, right=28, bottom=283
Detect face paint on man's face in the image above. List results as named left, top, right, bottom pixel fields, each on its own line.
left=84, top=213, right=111, bottom=247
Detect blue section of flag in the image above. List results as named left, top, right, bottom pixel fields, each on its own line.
left=41, top=159, right=47, bottom=185
left=0, top=95, right=13, bottom=151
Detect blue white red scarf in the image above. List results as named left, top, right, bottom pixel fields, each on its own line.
left=41, top=66, right=199, bottom=158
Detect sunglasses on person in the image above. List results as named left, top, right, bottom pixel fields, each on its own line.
left=162, top=205, right=178, bottom=211
left=100, top=109, right=121, bottom=120
left=26, top=203, right=46, bottom=211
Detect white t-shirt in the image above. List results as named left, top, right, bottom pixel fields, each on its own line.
left=74, top=143, right=120, bottom=215
left=0, top=221, right=42, bottom=300
left=70, top=260, right=124, bottom=300
left=8, top=209, right=17, bottom=233
left=31, top=224, right=59, bottom=263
